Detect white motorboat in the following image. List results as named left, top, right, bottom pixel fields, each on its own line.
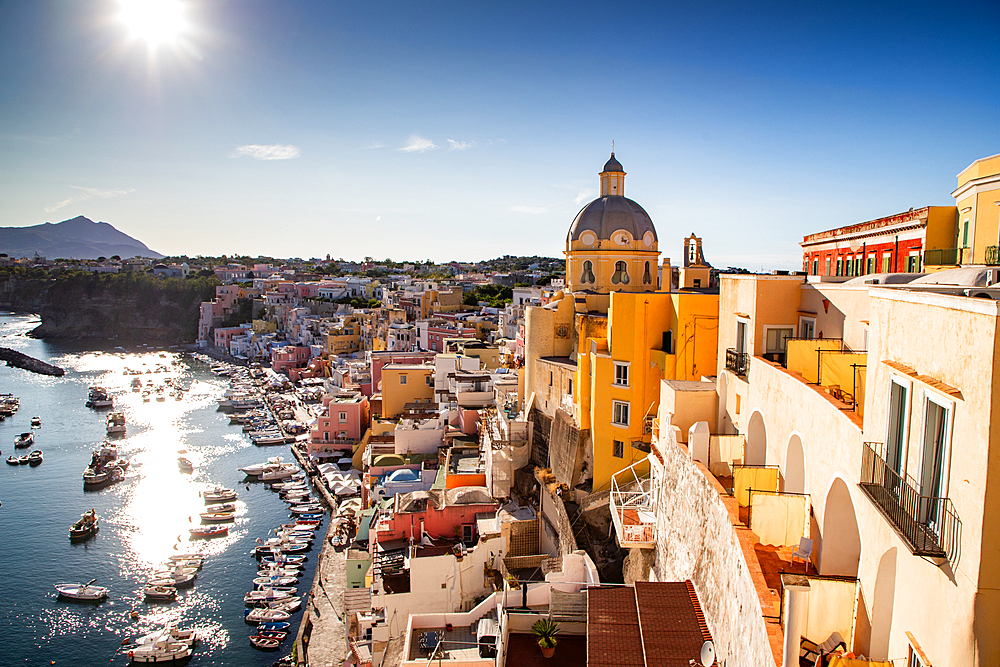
left=203, top=486, right=237, bottom=503
left=245, top=607, right=291, bottom=624
left=205, top=502, right=236, bottom=513
left=253, top=575, right=299, bottom=587
left=55, top=579, right=108, bottom=600
left=134, top=625, right=197, bottom=648
left=128, top=639, right=193, bottom=663
left=259, top=465, right=298, bottom=482
left=240, top=457, right=284, bottom=477
left=106, top=411, right=126, bottom=434
left=143, top=585, right=178, bottom=601
left=177, top=457, right=194, bottom=472
left=244, top=588, right=293, bottom=603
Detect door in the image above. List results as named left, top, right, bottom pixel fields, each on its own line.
left=920, top=396, right=950, bottom=532
left=885, top=380, right=908, bottom=496
left=799, top=317, right=815, bottom=340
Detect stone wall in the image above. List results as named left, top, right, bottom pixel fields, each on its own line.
left=651, top=431, right=774, bottom=667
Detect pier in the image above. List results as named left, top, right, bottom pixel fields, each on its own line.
left=0, top=346, right=64, bottom=376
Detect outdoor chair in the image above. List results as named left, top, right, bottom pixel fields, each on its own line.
left=791, top=537, right=814, bottom=567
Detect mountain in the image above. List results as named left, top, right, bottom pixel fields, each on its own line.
left=0, top=216, right=163, bottom=260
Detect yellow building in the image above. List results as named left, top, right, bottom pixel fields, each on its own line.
left=380, top=364, right=435, bottom=418
left=953, top=152, right=1000, bottom=265
left=523, top=152, right=720, bottom=492
left=325, top=316, right=362, bottom=356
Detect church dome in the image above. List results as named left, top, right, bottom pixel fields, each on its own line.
left=567, top=196, right=657, bottom=245
left=603, top=153, right=624, bottom=173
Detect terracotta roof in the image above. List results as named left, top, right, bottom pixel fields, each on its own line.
left=588, top=587, right=644, bottom=667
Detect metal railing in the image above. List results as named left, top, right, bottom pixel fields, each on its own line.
left=924, top=248, right=962, bottom=267
left=987, top=245, right=1000, bottom=266
left=725, top=348, right=750, bottom=376
left=610, top=462, right=657, bottom=548
left=858, top=442, right=961, bottom=564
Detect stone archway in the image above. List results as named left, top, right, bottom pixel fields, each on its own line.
left=821, top=478, right=861, bottom=577
left=869, top=548, right=897, bottom=659
left=784, top=434, right=805, bottom=494
left=745, top=410, right=767, bottom=466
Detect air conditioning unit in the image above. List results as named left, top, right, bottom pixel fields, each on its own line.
left=987, top=269, right=999, bottom=287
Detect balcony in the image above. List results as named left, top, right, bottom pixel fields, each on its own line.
left=858, top=442, right=961, bottom=564
left=610, top=459, right=657, bottom=549
left=725, top=348, right=750, bottom=376
left=987, top=245, right=1000, bottom=266
left=923, top=247, right=962, bottom=267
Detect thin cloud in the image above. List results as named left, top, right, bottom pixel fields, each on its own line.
left=447, top=139, right=475, bottom=151
left=553, top=183, right=595, bottom=206
left=398, top=135, right=436, bottom=153
left=361, top=141, right=387, bottom=150
left=45, top=185, right=135, bottom=213
left=510, top=205, right=549, bottom=215
left=235, top=144, right=300, bottom=160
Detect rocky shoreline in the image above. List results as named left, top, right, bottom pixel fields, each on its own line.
left=0, top=346, right=65, bottom=376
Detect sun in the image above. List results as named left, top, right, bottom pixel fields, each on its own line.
left=119, top=0, right=187, bottom=47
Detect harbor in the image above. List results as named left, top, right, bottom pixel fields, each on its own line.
left=0, top=313, right=343, bottom=666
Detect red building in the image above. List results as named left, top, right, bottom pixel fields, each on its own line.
left=801, top=206, right=958, bottom=277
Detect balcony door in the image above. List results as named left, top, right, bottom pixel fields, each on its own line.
left=885, top=379, right=909, bottom=499
left=919, top=394, right=952, bottom=532
left=736, top=320, right=748, bottom=356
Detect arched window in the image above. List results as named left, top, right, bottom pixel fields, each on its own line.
left=642, top=261, right=652, bottom=284
left=611, top=261, right=630, bottom=285
left=581, top=260, right=596, bottom=284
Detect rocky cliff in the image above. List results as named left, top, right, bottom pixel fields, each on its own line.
left=1, top=272, right=217, bottom=343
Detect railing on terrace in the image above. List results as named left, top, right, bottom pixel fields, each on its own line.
left=858, top=442, right=961, bottom=564
left=987, top=245, right=1000, bottom=266
left=924, top=248, right=962, bottom=267
left=725, top=348, right=750, bottom=376
left=610, top=462, right=656, bottom=549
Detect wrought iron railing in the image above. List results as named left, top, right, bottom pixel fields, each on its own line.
left=987, top=245, right=1000, bottom=266
left=923, top=248, right=962, bottom=267
left=859, top=442, right=961, bottom=564
left=610, top=463, right=657, bottom=548
left=725, top=348, right=750, bottom=376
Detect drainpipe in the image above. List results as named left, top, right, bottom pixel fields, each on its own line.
left=781, top=574, right=811, bottom=667
left=894, top=235, right=899, bottom=273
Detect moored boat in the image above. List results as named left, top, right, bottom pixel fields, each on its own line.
left=14, top=432, right=33, bottom=448
left=106, top=411, right=126, bottom=435
left=177, top=457, right=194, bottom=472
left=55, top=579, right=108, bottom=600
left=245, top=607, right=291, bottom=624
left=6, top=455, right=18, bottom=466
left=204, top=502, right=236, bottom=513
left=250, top=635, right=281, bottom=651
left=127, top=639, right=193, bottom=663
left=203, top=486, right=237, bottom=503
left=144, top=585, right=178, bottom=601
left=189, top=525, right=228, bottom=539
left=199, top=511, right=235, bottom=523
left=27, top=450, right=42, bottom=466
left=69, top=509, right=99, bottom=541
left=30, top=416, right=41, bottom=427
left=17, top=454, right=29, bottom=465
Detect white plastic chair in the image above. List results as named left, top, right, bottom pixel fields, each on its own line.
left=791, top=537, right=814, bottom=566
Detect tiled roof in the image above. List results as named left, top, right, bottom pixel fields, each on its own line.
left=587, top=587, right=644, bottom=667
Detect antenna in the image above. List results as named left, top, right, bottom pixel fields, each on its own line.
left=700, top=641, right=716, bottom=666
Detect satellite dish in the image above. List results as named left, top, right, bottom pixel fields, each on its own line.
left=700, top=641, right=716, bottom=667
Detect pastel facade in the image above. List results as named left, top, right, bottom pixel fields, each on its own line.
left=953, top=153, right=1000, bottom=266
left=309, top=393, right=370, bottom=455
left=380, top=364, right=435, bottom=418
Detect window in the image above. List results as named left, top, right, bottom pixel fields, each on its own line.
left=399, top=374, right=407, bottom=385
left=867, top=256, right=876, bottom=274
left=836, top=258, right=842, bottom=276
left=613, top=362, right=629, bottom=387
left=736, top=319, right=749, bottom=355
left=580, top=260, right=596, bottom=284
left=920, top=393, right=953, bottom=528
left=642, top=261, right=652, bottom=284
left=825, top=257, right=831, bottom=276
left=811, top=258, right=818, bottom=275
left=612, top=400, right=630, bottom=427
left=426, top=375, right=433, bottom=386
left=882, top=253, right=892, bottom=273
left=798, top=317, right=815, bottom=340
left=567, top=378, right=573, bottom=395
left=613, top=439, right=624, bottom=458
left=549, top=371, right=553, bottom=387
left=764, top=327, right=793, bottom=353
left=886, top=379, right=910, bottom=482
left=693, top=278, right=701, bottom=287
left=611, top=261, right=630, bottom=285
left=962, top=219, right=970, bottom=247
left=339, top=411, right=348, bottom=423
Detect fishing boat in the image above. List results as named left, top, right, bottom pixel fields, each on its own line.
left=244, top=588, right=294, bottom=604
left=255, top=629, right=288, bottom=640
left=253, top=576, right=298, bottom=587
left=189, top=525, right=228, bottom=539
left=127, top=639, right=193, bottom=663
left=6, top=455, right=18, bottom=466
left=144, top=585, right=178, bottom=601
left=55, top=579, right=108, bottom=600
left=177, top=457, right=194, bottom=472
left=86, top=386, right=114, bottom=409
left=250, top=635, right=282, bottom=651
left=69, top=509, right=99, bottom=541
left=203, top=486, right=238, bottom=503
left=244, top=607, right=291, bottom=624
left=204, top=502, right=236, bottom=513
left=14, top=432, right=33, bottom=448
left=199, top=511, right=235, bottom=523
left=106, top=411, right=126, bottom=435
left=83, top=464, right=125, bottom=488
left=257, top=621, right=291, bottom=632
left=27, top=450, right=42, bottom=466
left=30, top=416, right=41, bottom=427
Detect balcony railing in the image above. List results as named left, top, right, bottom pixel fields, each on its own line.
left=725, top=348, right=750, bottom=376
left=987, top=245, right=1000, bottom=266
left=923, top=248, right=962, bottom=267
left=610, top=461, right=657, bottom=549
left=858, top=442, right=961, bottom=564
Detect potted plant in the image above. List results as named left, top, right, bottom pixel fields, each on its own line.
left=531, top=618, right=560, bottom=658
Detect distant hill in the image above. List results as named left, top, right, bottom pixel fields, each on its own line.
left=0, top=216, right=163, bottom=260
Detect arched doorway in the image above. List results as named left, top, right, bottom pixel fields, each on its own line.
left=869, top=548, right=897, bottom=659
left=784, top=434, right=805, bottom=494
left=821, top=478, right=861, bottom=577
left=745, top=410, right=767, bottom=466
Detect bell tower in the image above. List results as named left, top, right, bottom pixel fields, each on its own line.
left=600, top=153, right=625, bottom=197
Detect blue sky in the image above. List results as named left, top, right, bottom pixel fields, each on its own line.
left=1, top=1, right=997, bottom=268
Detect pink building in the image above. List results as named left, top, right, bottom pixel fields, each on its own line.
left=369, top=350, right=436, bottom=390
left=214, top=326, right=246, bottom=350
left=271, top=345, right=311, bottom=374
left=374, top=487, right=498, bottom=545
left=308, top=393, right=370, bottom=456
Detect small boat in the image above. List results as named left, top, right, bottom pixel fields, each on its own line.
left=168, top=553, right=203, bottom=562
left=257, top=622, right=291, bottom=632
left=55, top=579, right=108, bottom=600
left=14, top=432, right=32, bottom=448
left=255, top=629, right=287, bottom=640
left=240, top=457, right=285, bottom=477
left=203, top=487, right=238, bottom=503
left=6, top=455, right=18, bottom=466
left=250, top=635, right=282, bottom=651
left=244, top=588, right=293, bottom=604
left=134, top=625, right=197, bottom=647
left=27, top=450, right=42, bottom=466
left=17, top=454, right=30, bottom=465
left=189, top=525, right=228, bottom=539
left=127, top=639, right=193, bottom=663
left=259, top=555, right=307, bottom=566
left=177, top=457, right=194, bottom=472
left=253, top=576, right=298, bottom=587
left=199, top=511, right=235, bottom=523
left=144, top=585, right=178, bottom=601
left=69, top=509, right=99, bottom=541
left=106, top=411, right=126, bottom=435
left=30, top=416, right=41, bottom=427
left=245, top=607, right=291, bottom=624
left=205, top=502, right=236, bottom=513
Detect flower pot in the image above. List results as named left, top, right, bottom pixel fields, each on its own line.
left=540, top=645, right=556, bottom=659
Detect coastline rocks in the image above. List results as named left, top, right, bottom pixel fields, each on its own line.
left=0, top=347, right=65, bottom=376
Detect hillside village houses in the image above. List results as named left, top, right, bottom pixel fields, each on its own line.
left=187, top=150, right=1000, bottom=667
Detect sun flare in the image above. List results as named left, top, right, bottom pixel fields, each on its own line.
left=119, top=0, right=187, bottom=46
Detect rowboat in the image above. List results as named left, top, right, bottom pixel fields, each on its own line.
left=199, top=511, right=235, bottom=523
left=27, top=450, right=42, bottom=466
left=250, top=635, right=282, bottom=651
left=55, top=579, right=108, bottom=601
left=257, top=621, right=291, bottom=632
left=205, top=502, right=236, bottom=513
left=189, top=525, right=228, bottom=539
left=203, top=487, right=237, bottom=503
left=14, top=432, right=33, bottom=448
left=69, top=509, right=99, bottom=541
left=177, top=457, right=194, bottom=472
left=6, top=455, right=18, bottom=466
